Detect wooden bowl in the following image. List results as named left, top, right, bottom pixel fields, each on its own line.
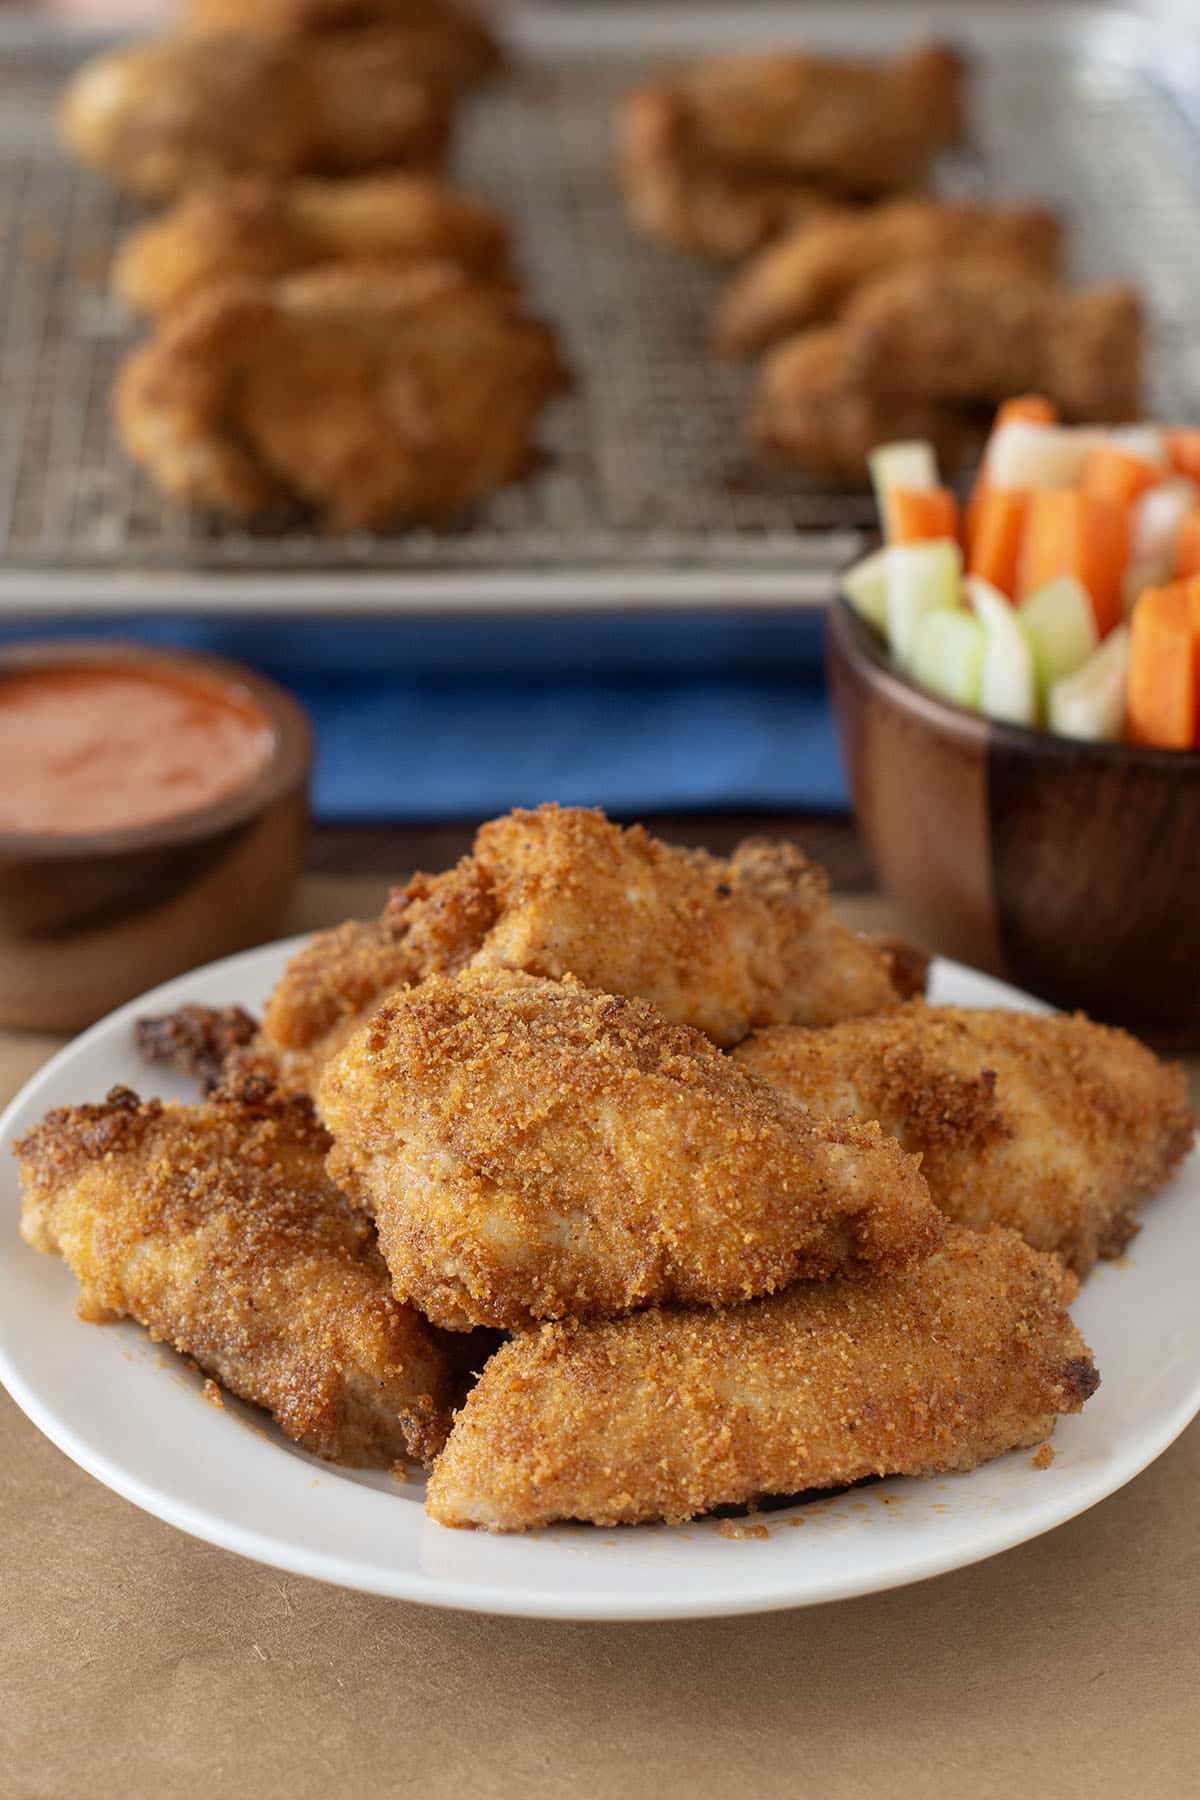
left=0, top=641, right=311, bottom=1033
left=826, top=597, right=1200, bottom=1047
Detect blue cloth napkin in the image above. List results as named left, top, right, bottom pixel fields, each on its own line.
left=0, top=614, right=848, bottom=822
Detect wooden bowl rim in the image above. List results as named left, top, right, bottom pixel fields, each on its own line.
left=828, top=597, right=1200, bottom=773
left=0, top=639, right=313, bottom=860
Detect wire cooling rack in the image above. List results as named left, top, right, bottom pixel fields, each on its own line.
left=3, top=5, right=1200, bottom=612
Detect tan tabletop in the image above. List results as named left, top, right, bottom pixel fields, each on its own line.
left=2, top=875, right=1197, bottom=1800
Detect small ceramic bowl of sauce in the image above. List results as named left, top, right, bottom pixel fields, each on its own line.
left=0, top=640, right=312, bottom=1032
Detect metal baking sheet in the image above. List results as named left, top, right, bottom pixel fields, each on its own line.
left=2, top=3, right=1200, bottom=616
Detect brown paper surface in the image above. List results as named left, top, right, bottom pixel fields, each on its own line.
left=2, top=878, right=1197, bottom=1800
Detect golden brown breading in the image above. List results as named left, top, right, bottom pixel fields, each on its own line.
left=751, top=322, right=978, bottom=484
left=184, top=0, right=503, bottom=91
left=15, top=1082, right=456, bottom=1465
left=842, top=265, right=1142, bottom=421
left=620, top=42, right=964, bottom=260
left=317, top=968, right=943, bottom=1332
left=714, top=198, right=1063, bottom=356
left=114, top=174, right=511, bottom=319
left=427, top=1225, right=1097, bottom=1530
left=251, top=858, right=497, bottom=1093
left=114, top=265, right=568, bottom=528
left=467, top=805, right=909, bottom=1045
left=59, top=32, right=452, bottom=201
left=734, top=1004, right=1194, bottom=1278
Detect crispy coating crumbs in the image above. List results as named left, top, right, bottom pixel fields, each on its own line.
left=15, top=1082, right=456, bottom=1465
left=134, top=1004, right=260, bottom=1091
left=734, top=1003, right=1194, bottom=1277
left=426, top=1226, right=1098, bottom=1530
left=1032, top=1444, right=1056, bottom=1470
left=317, top=967, right=942, bottom=1330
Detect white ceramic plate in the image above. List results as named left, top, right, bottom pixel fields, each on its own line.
left=1, top=943, right=1197, bottom=1620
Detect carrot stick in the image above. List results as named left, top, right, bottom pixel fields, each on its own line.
left=967, top=489, right=1027, bottom=597
left=888, top=486, right=959, bottom=545
left=966, top=395, right=1060, bottom=552
left=1126, top=584, right=1198, bottom=749
left=1167, top=429, right=1200, bottom=484
left=1081, top=445, right=1161, bottom=508
left=1175, top=511, right=1200, bottom=580
left=1018, top=490, right=1129, bottom=636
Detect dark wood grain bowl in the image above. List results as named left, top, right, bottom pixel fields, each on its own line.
left=0, top=641, right=312, bottom=1033
left=827, top=597, right=1200, bottom=1048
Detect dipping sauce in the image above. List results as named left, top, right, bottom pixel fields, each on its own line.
left=0, top=664, right=276, bottom=836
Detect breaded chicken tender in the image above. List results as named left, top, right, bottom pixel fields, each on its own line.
left=427, top=1225, right=1098, bottom=1529
left=59, top=32, right=452, bottom=201
left=139, top=809, right=920, bottom=1098
left=466, top=807, right=909, bottom=1044
left=735, top=1004, right=1194, bottom=1277
left=114, top=174, right=510, bottom=318
left=714, top=198, right=1063, bottom=356
left=843, top=265, right=1142, bottom=422
left=114, top=265, right=568, bottom=528
left=185, top=0, right=503, bottom=92
left=751, top=323, right=977, bottom=484
left=15, top=1082, right=456, bottom=1465
left=317, top=969, right=943, bottom=1331
left=620, top=41, right=964, bottom=260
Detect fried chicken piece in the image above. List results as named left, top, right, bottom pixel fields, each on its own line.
left=15, top=1082, right=457, bottom=1465
left=842, top=265, right=1142, bottom=421
left=317, top=968, right=943, bottom=1332
left=467, top=807, right=909, bottom=1044
left=620, top=41, right=964, bottom=260
left=114, top=174, right=510, bottom=319
left=229, top=807, right=915, bottom=1101
left=114, top=265, right=568, bottom=528
left=734, top=1004, right=1194, bottom=1278
left=134, top=1003, right=260, bottom=1091
left=751, top=322, right=979, bottom=484
left=715, top=198, right=1063, bottom=356
left=59, top=32, right=452, bottom=201
left=427, top=1225, right=1097, bottom=1529
left=184, top=0, right=503, bottom=91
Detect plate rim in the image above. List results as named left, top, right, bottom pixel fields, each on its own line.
left=1, top=940, right=1197, bottom=1622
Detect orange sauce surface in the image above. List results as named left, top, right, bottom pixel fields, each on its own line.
left=0, top=664, right=275, bottom=836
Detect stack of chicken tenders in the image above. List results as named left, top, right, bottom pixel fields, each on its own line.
left=16, top=807, right=1194, bottom=1531
left=55, top=0, right=568, bottom=529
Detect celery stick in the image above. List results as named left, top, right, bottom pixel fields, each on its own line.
left=839, top=546, right=889, bottom=631
left=1125, top=477, right=1198, bottom=603
left=1048, top=626, right=1131, bottom=741
left=886, top=540, right=963, bottom=670
left=966, top=575, right=1037, bottom=727
left=987, top=422, right=1107, bottom=492
left=910, top=607, right=986, bottom=709
left=869, top=440, right=938, bottom=538
left=1018, top=575, right=1100, bottom=706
